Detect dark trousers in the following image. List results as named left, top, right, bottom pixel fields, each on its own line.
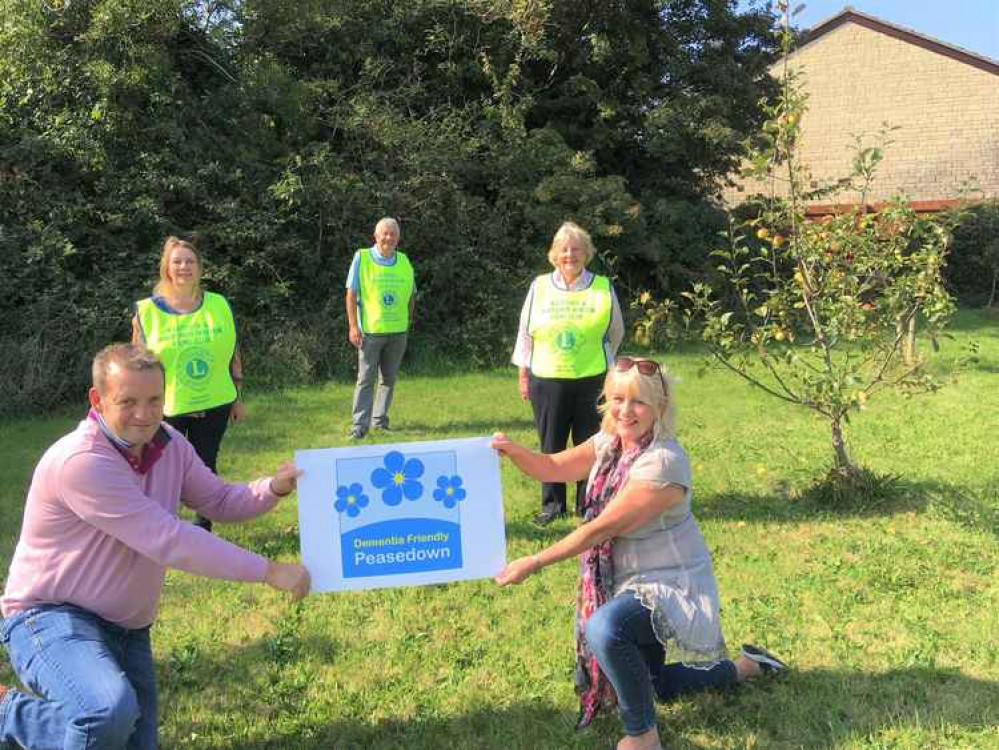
left=166, top=402, right=232, bottom=532
left=529, top=372, right=605, bottom=515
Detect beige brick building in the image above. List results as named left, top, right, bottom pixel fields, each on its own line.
left=724, top=8, right=999, bottom=212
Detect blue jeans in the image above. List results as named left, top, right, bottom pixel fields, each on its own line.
left=585, top=591, right=737, bottom=736
left=0, top=604, right=157, bottom=749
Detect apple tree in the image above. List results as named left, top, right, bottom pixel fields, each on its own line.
left=672, top=4, right=960, bottom=478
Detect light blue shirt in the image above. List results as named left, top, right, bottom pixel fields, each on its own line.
left=345, top=246, right=417, bottom=334
left=345, top=246, right=413, bottom=293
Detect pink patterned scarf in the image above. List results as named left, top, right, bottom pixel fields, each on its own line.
left=575, top=431, right=654, bottom=728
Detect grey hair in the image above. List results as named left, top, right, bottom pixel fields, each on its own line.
left=375, top=217, right=400, bottom=235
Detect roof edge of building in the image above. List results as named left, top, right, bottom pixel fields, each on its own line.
left=792, top=7, right=999, bottom=77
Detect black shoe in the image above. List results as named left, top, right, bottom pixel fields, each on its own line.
left=740, top=644, right=787, bottom=675
left=194, top=515, right=214, bottom=533
left=348, top=428, right=366, bottom=440
left=373, top=424, right=392, bottom=432
left=533, top=509, right=565, bottom=526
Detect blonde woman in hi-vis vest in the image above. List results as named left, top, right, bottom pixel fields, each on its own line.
left=132, top=236, right=245, bottom=533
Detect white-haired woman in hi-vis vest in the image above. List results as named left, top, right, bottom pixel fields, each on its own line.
left=511, top=221, right=625, bottom=526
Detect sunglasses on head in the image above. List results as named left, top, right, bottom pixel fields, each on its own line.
left=614, top=356, right=662, bottom=377
left=614, top=356, right=668, bottom=393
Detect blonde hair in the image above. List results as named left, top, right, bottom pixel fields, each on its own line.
left=547, top=221, right=596, bottom=268
left=92, top=343, right=164, bottom=395
left=153, top=236, right=201, bottom=298
left=598, top=360, right=676, bottom=440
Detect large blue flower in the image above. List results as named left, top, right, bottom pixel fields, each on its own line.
left=334, top=482, right=369, bottom=518
left=433, top=474, right=466, bottom=509
left=371, top=451, right=424, bottom=506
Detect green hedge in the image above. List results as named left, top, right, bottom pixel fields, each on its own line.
left=0, top=0, right=777, bottom=415
left=945, top=200, right=999, bottom=307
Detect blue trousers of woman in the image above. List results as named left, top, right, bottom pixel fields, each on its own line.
left=585, top=591, right=738, bottom=736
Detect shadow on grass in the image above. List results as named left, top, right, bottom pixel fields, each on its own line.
left=206, top=705, right=599, bottom=750
left=961, top=363, right=999, bottom=374
left=223, top=422, right=294, bottom=453
left=922, top=479, right=999, bottom=540
left=157, top=628, right=607, bottom=750
left=944, top=309, right=999, bottom=335
left=156, top=633, right=999, bottom=750
left=665, top=665, right=999, bottom=750
left=502, top=475, right=999, bottom=544
left=693, top=477, right=999, bottom=539
left=694, top=487, right=919, bottom=525
left=394, top=418, right=536, bottom=435
left=503, top=517, right=580, bottom=544
left=214, top=474, right=998, bottom=556
left=234, top=522, right=304, bottom=559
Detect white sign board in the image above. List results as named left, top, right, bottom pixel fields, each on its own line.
left=295, top=436, right=506, bottom=592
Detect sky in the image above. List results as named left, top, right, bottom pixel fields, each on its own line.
left=742, top=1, right=999, bottom=61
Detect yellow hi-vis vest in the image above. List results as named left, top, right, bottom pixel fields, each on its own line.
left=528, top=274, right=612, bottom=379
left=136, top=292, right=237, bottom=416
left=358, top=249, right=414, bottom=334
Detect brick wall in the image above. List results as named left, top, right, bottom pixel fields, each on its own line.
left=724, top=22, right=999, bottom=206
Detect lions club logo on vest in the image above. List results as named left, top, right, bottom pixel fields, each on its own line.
left=179, top=347, right=214, bottom=389
left=382, top=291, right=397, bottom=307
left=186, top=359, right=209, bottom=380
left=554, top=329, right=579, bottom=352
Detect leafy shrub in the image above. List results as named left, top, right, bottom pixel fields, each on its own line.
left=795, top=466, right=906, bottom=511
left=944, top=200, right=999, bottom=307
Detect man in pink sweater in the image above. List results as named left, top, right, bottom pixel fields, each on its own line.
left=0, top=343, right=310, bottom=749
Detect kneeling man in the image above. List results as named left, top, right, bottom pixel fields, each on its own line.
left=0, top=343, right=310, bottom=749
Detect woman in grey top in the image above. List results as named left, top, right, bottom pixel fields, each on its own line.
left=493, top=357, right=785, bottom=750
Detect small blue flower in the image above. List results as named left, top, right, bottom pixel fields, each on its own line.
left=433, top=474, right=466, bottom=509
left=371, top=451, right=424, bottom=506
left=335, top=482, right=369, bottom=518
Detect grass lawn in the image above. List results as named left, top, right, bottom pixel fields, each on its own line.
left=1, top=310, right=998, bottom=749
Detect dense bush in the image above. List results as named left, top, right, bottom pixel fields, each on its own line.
left=0, top=0, right=778, bottom=415
left=944, top=200, right=999, bottom=307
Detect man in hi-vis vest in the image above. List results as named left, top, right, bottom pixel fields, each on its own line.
left=345, top=217, right=416, bottom=439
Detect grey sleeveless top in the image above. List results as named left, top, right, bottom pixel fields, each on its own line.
left=589, top=431, right=728, bottom=663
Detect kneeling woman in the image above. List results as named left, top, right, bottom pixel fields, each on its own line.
left=493, top=357, right=785, bottom=750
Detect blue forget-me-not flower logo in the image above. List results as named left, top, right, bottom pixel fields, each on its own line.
left=335, top=483, right=369, bottom=518
left=433, top=475, right=466, bottom=509
left=371, top=451, right=425, bottom=506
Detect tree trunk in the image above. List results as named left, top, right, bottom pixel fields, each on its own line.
left=988, top=268, right=998, bottom=309
left=831, top=417, right=854, bottom=473
left=905, top=314, right=917, bottom=365
left=897, top=315, right=917, bottom=366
